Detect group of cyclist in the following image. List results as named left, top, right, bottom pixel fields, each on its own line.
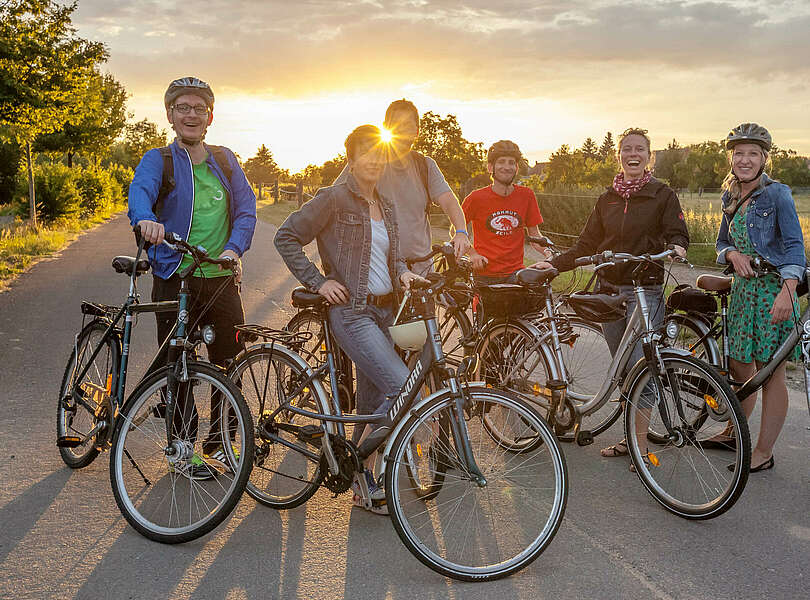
left=128, top=76, right=804, bottom=507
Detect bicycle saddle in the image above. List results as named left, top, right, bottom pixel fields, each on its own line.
left=291, top=286, right=326, bottom=308
left=112, top=256, right=150, bottom=276
left=516, top=267, right=558, bottom=286
left=696, top=275, right=732, bottom=293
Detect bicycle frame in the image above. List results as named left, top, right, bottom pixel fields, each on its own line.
left=261, top=297, right=487, bottom=483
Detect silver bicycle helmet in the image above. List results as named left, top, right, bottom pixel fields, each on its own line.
left=164, top=77, right=215, bottom=109
left=725, top=123, right=771, bottom=151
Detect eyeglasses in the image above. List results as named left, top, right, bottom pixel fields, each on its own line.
left=172, top=103, right=209, bottom=116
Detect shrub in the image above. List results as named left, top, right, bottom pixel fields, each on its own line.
left=75, top=165, right=120, bottom=215
left=14, top=163, right=83, bottom=222
left=107, top=164, right=134, bottom=199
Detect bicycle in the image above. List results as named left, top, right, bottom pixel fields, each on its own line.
left=228, top=269, right=568, bottom=581
left=480, top=249, right=751, bottom=519
left=56, top=228, right=254, bottom=543
left=663, top=258, right=810, bottom=424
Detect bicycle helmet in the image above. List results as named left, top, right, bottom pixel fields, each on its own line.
left=487, top=140, right=523, bottom=164
left=389, top=294, right=428, bottom=351
left=164, top=77, right=215, bottom=110
left=567, top=292, right=626, bottom=323
left=725, top=123, right=771, bottom=151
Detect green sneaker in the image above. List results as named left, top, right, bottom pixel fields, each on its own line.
left=169, top=453, right=217, bottom=480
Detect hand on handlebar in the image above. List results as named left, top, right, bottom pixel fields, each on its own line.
left=726, top=250, right=755, bottom=278
left=219, top=249, right=242, bottom=283
left=318, top=279, right=349, bottom=304
left=530, top=260, right=554, bottom=270
left=400, top=270, right=431, bottom=290
left=452, top=231, right=471, bottom=260
left=468, top=250, right=489, bottom=271
left=137, top=220, right=165, bottom=245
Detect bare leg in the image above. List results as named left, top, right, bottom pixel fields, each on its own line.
left=753, top=360, right=788, bottom=465
left=729, top=358, right=758, bottom=417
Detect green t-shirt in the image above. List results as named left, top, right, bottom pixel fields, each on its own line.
left=179, top=158, right=231, bottom=278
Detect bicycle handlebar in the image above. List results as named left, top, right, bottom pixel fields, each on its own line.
left=406, top=242, right=473, bottom=274
left=526, top=235, right=555, bottom=248
left=723, top=255, right=779, bottom=276
left=573, top=248, right=680, bottom=268
left=162, top=232, right=238, bottom=269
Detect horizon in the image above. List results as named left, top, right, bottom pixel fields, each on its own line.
left=71, top=0, right=810, bottom=172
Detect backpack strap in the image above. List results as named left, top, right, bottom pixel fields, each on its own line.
left=154, top=146, right=174, bottom=220
left=153, top=145, right=234, bottom=221
left=410, top=151, right=432, bottom=217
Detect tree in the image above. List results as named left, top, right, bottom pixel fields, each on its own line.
left=581, top=137, right=599, bottom=160
left=598, top=132, right=615, bottom=161
left=673, top=141, right=726, bottom=193
left=243, top=144, right=285, bottom=186
left=0, top=0, right=107, bottom=228
left=770, top=147, right=810, bottom=187
left=654, top=144, right=689, bottom=189
left=412, top=111, right=486, bottom=190
left=35, top=70, right=128, bottom=167
left=320, top=154, right=346, bottom=186
left=0, top=139, right=22, bottom=205
left=106, top=118, right=168, bottom=169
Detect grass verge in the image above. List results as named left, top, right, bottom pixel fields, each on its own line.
left=256, top=198, right=298, bottom=227
left=0, top=202, right=126, bottom=291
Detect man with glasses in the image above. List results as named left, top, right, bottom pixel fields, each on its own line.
left=128, top=76, right=256, bottom=477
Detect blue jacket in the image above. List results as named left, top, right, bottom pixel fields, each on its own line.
left=128, top=140, right=257, bottom=279
left=274, top=174, right=408, bottom=312
left=716, top=175, right=805, bottom=281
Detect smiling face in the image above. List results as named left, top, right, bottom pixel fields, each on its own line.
left=349, top=140, right=385, bottom=187
left=488, top=156, right=518, bottom=185
left=167, top=93, right=212, bottom=143
left=731, top=143, right=766, bottom=181
left=618, top=134, right=651, bottom=180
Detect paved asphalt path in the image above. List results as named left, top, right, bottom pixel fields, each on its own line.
left=0, top=215, right=807, bottom=600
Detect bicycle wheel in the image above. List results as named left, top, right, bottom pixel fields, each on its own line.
left=109, top=361, right=254, bottom=543
left=623, top=353, right=750, bottom=519
left=229, top=346, right=324, bottom=509
left=662, top=313, right=719, bottom=364
left=554, top=316, right=622, bottom=439
left=434, top=292, right=472, bottom=370
left=386, top=387, right=567, bottom=581
left=57, top=319, right=120, bottom=468
left=476, top=321, right=556, bottom=450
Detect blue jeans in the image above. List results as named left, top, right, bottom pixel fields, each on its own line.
left=328, top=303, right=410, bottom=417
left=601, top=285, right=665, bottom=409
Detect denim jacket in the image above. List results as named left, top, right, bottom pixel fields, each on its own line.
left=274, top=174, right=408, bottom=312
left=716, top=174, right=806, bottom=281
left=128, top=140, right=257, bottom=279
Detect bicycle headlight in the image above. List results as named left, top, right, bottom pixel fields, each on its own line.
left=665, top=321, right=679, bottom=339
left=201, top=325, right=216, bottom=345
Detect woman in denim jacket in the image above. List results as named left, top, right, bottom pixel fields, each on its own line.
left=275, top=125, right=425, bottom=513
left=714, top=123, right=805, bottom=472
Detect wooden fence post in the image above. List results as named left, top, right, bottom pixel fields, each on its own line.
left=296, top=182, right=303, bottom=207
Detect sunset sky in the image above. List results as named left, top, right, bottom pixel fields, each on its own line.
left=72, top=0, right=810, bottom=172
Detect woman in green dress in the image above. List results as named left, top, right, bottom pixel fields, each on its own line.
left=716, top=123, right=806, bottom=472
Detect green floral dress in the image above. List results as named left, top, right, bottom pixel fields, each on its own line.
left=727, top=204, right=800, bottom=363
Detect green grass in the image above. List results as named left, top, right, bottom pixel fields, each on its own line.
left=0, top=201, right=126, bottom=290
left=256, top=198, right=297, bottom=227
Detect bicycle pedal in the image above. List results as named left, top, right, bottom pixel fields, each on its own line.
left=575, top=430, right=594, bottom=447
left=297, top=424, right=325, bottom=441
left=56, top=436, right=82, bottom=448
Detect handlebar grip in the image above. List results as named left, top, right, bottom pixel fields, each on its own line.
left=527, top=235, right=554, bottom=247
left=574, top=255, right=594, bottom=266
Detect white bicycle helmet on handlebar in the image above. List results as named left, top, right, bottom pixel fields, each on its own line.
left=389, top=292, right=428, bottom=351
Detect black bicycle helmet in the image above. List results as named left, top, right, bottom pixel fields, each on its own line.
left=164, top=77, right=215, bottom=110
left=487, top=140, right=523, bottom=164
left=567, top=292, right=626, bottom=323
left=725, top=123, right=771, bottom=151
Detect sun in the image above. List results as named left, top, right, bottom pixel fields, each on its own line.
left=380, top=127, right=393, bottom=143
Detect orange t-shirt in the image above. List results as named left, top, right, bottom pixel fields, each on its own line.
left=462, top=185, right=543, bottom=276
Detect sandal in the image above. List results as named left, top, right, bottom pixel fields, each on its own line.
left=600, top=439, right=628, bottom=458
left=629, top=456, right=650, bottom=473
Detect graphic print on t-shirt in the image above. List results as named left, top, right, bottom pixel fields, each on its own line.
left=486, top=210, right=523, bottom=236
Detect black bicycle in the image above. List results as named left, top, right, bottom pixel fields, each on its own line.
left=228, top=269, right=568, bottom=581
left=57, top=228, right=254, bottom=543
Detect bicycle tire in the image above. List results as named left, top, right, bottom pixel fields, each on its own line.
left=386, top=386, right=567, bottom=581
left=475, top=320, right=557, bottom=450
left=623, top=353, right=750, bottom=519
left=109, top=361, right=254, bottom=543
left=57, top=319, right=120, bottom=468
left=434, top=292, right=472, bottom=370
left=229, top=345, right=325, bottom=509
left=662, top=312, right=720, bottom=365
left=552, top=316, right=623, bottom=440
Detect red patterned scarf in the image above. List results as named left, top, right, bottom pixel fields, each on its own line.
left=612, top=170, right=652, bottom=199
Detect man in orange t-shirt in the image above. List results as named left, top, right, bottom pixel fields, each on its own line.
left=461, top=140, right=549, bottom=284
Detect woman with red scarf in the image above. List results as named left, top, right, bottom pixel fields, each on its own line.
left=534, top=127, right=689, bottom=465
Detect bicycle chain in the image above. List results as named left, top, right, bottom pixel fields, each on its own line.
left=320, top=436, right=361, bottom=495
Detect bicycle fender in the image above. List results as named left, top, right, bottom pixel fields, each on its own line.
left=663, top=313, right=722, bottom=366
left=620, top=347, right=693, bottom=399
